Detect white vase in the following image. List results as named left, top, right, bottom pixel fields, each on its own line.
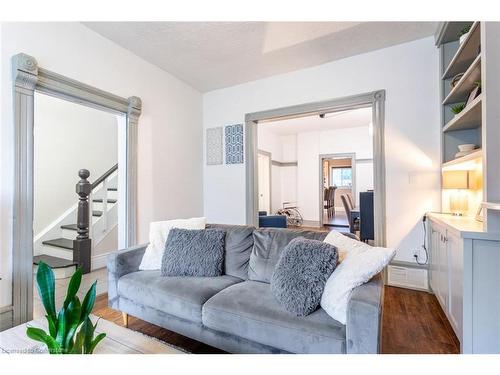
left=460, top=32, right=469, bottom=44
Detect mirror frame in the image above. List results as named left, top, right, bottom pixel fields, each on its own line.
left=11, top=53, right=142, bottom=325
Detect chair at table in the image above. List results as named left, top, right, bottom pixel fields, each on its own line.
left=359, top=191, right=374, bottom=242
left=346, top=192, right=355, bottom=210
left=341, top=194, right=359, bottom=234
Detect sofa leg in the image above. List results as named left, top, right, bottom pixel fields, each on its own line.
left=122, top=312, right=128, bottom=327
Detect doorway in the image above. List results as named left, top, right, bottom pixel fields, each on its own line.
left=10, top=53, right=142, bottom=327
left=245, top=90, right=386, bottom=245
left=257, top=150, right=272, bottom=215
left=320, top=153, right=356, bottom=228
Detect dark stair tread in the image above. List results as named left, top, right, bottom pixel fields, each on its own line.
left=93, top=210, right=103, bottom=217
left=33, top=255, right=77, bottom=269
left=92, top=198, right=117, bottom=203
left=41, top=238, right=73, bottom=250
left=61, top=224, right=78, bottom=231
left=107, top=187, right=118, bottom=191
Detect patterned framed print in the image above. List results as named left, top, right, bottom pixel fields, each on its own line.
left=206, top=127, right=223, bottom=165
left=225, top=124, right=244, bottom=164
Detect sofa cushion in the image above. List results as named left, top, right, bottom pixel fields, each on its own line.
left=249, top=228, right=328, bottom=283
left=202, top=280, right=346, bottom=354
left=271, top=237, right=338, bottom=316
left=206, top=224, right=254, bottom=279
left=117, top=270, right=241, bottom=323
left=161, top=228, right=226, bottom=277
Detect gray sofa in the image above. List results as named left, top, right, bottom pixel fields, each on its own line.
left=107, top=224, right=383, bottom=354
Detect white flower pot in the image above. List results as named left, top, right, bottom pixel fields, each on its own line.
left=460, top=32, right=469, bottom=44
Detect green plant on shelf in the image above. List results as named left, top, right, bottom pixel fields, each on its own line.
left=26, top=261, right=106, bottom=354
left=458, top=24, right=472, bottom=37
left=451, top=103, right=466, bottom=115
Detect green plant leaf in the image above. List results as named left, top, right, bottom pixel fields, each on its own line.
left=64, top=297, right=82, bottom=350
left=64, top=267, right=82, bottom=309
left=81, top=316, right=96, bottom=353
left=36, top=262, right=56, bottom=321
left=81, top=281, right=97, bottom=320
left=55, top=308, right=67, bottom=348
left=46, top=314, right=57, bottom=338
left=26, top=326, right=61, bottom=354
left=70, top=329, right=85, bottom=354
left=87, top=333, right=106, bottom=354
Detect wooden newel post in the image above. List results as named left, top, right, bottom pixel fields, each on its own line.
left=73, top=169, right=92, bottom=274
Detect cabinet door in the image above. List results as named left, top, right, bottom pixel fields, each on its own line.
left=438, top=231, right=449, bottom=311
left=429, top=224, right=440, bottom=293
left=448, top=231, right=463, bottom=342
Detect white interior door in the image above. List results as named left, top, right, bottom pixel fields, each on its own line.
left=258, top=152, right=271, bottom=214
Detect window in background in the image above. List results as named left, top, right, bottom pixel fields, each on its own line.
left=330, top=167, right=352, bottom=188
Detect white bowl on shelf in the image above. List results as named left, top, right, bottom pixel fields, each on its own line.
left=458, top=144, right=476, bottom=152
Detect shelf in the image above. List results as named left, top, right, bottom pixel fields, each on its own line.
left=442, top=149, right=482, bottom=170
left=443, top=95, right=482, bottom=132
left=442, top=22, right=481, bottom=79
left=435, top=22, right=474, bottom=46
left=442, top=55, right=481, bottom=105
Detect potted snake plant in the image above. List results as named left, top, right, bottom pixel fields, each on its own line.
left=26, top=261, right=106, bottom=354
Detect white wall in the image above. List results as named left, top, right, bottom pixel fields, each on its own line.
left=34, top=93, right=118, bottom=235
left=1, top=22, right=203, bottom=308
left=297, top=126, right=373, bottom=222
left=257, top=128, right=299, bottom=213
left=203, top=36, right=441, bottom=262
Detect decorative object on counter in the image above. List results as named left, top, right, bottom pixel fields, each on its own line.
left=225, top=124, right=244, bottom=164
left=26, top=262, right=105, bottom=354
left=465, top=81, right=482, bottom=107
left=458, top=24, right=472, bottom=44
left=455, top=144, right=478, bottom=158
left=451, top=103, right=466, bottom=115
left=450, top=73, right=464, bottom=88
left=442, top=170, right=470, bottom=216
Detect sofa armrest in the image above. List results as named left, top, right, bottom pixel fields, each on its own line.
left=107, top=243, right=148, bottom=308
left=346, top=272, right=384, bottom=354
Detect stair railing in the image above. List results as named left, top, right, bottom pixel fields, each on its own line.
left=74, top=169, right=92, bottom=273
left=91, top=163, right=118, bottom=238
left=74, top=164, right=117, bottom=274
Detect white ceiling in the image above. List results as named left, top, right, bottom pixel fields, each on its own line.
left=261, top=107, right=372, bottom=136
left=83, top=22, right=438, bottom=92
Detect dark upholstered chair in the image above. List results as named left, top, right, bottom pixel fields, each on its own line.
left=341, top=194, right=359, bottom=234
left=259, top=214, right=287, bottom=228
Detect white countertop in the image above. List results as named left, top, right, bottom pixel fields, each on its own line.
left=427, top=212, right=500, bottom=240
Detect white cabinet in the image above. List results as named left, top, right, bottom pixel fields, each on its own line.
left=428, top=213, right=500, bottom=353
left=429, top=223, right=450, bottom=312
left=429, top=220, right=463, bottom=347
left=448, top=232, right=463, bottom=341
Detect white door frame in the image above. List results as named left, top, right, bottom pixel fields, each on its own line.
left=245, top=90, right=386, bottom=246
left=10, top=53, right=142, bottom=327
left=319, top=153, right=357, bottom=226
left=257, top=150, right=272, bottom=214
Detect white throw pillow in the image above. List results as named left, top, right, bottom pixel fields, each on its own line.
left=323, top=230, right=372, bottom=262
left=320, top=246, right=396, bottom=324
left=138, top=217, right=206, bottom=270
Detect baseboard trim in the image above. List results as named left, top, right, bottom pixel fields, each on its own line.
left=92, top=252, right=111, bottom=271
left=302, top=220, right=320, bottom=227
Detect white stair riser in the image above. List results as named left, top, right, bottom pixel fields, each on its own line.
left=41, top=245, right=73, bottom=261
left=61, top=229, right=77, bottom=239
left=33, top=264, right=76, bottom=280
left=92, top=201, right=117, bottom=211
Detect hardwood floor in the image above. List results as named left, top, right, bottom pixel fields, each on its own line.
left=93, top=285, right=459, bottom=354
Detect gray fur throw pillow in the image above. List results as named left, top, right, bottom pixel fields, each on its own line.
left=161, top=228, right=226, bottom=277
left=271, top=237, right=338, bottom=316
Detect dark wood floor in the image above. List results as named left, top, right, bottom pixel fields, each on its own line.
left=93, top=286, right=460, bottom=354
